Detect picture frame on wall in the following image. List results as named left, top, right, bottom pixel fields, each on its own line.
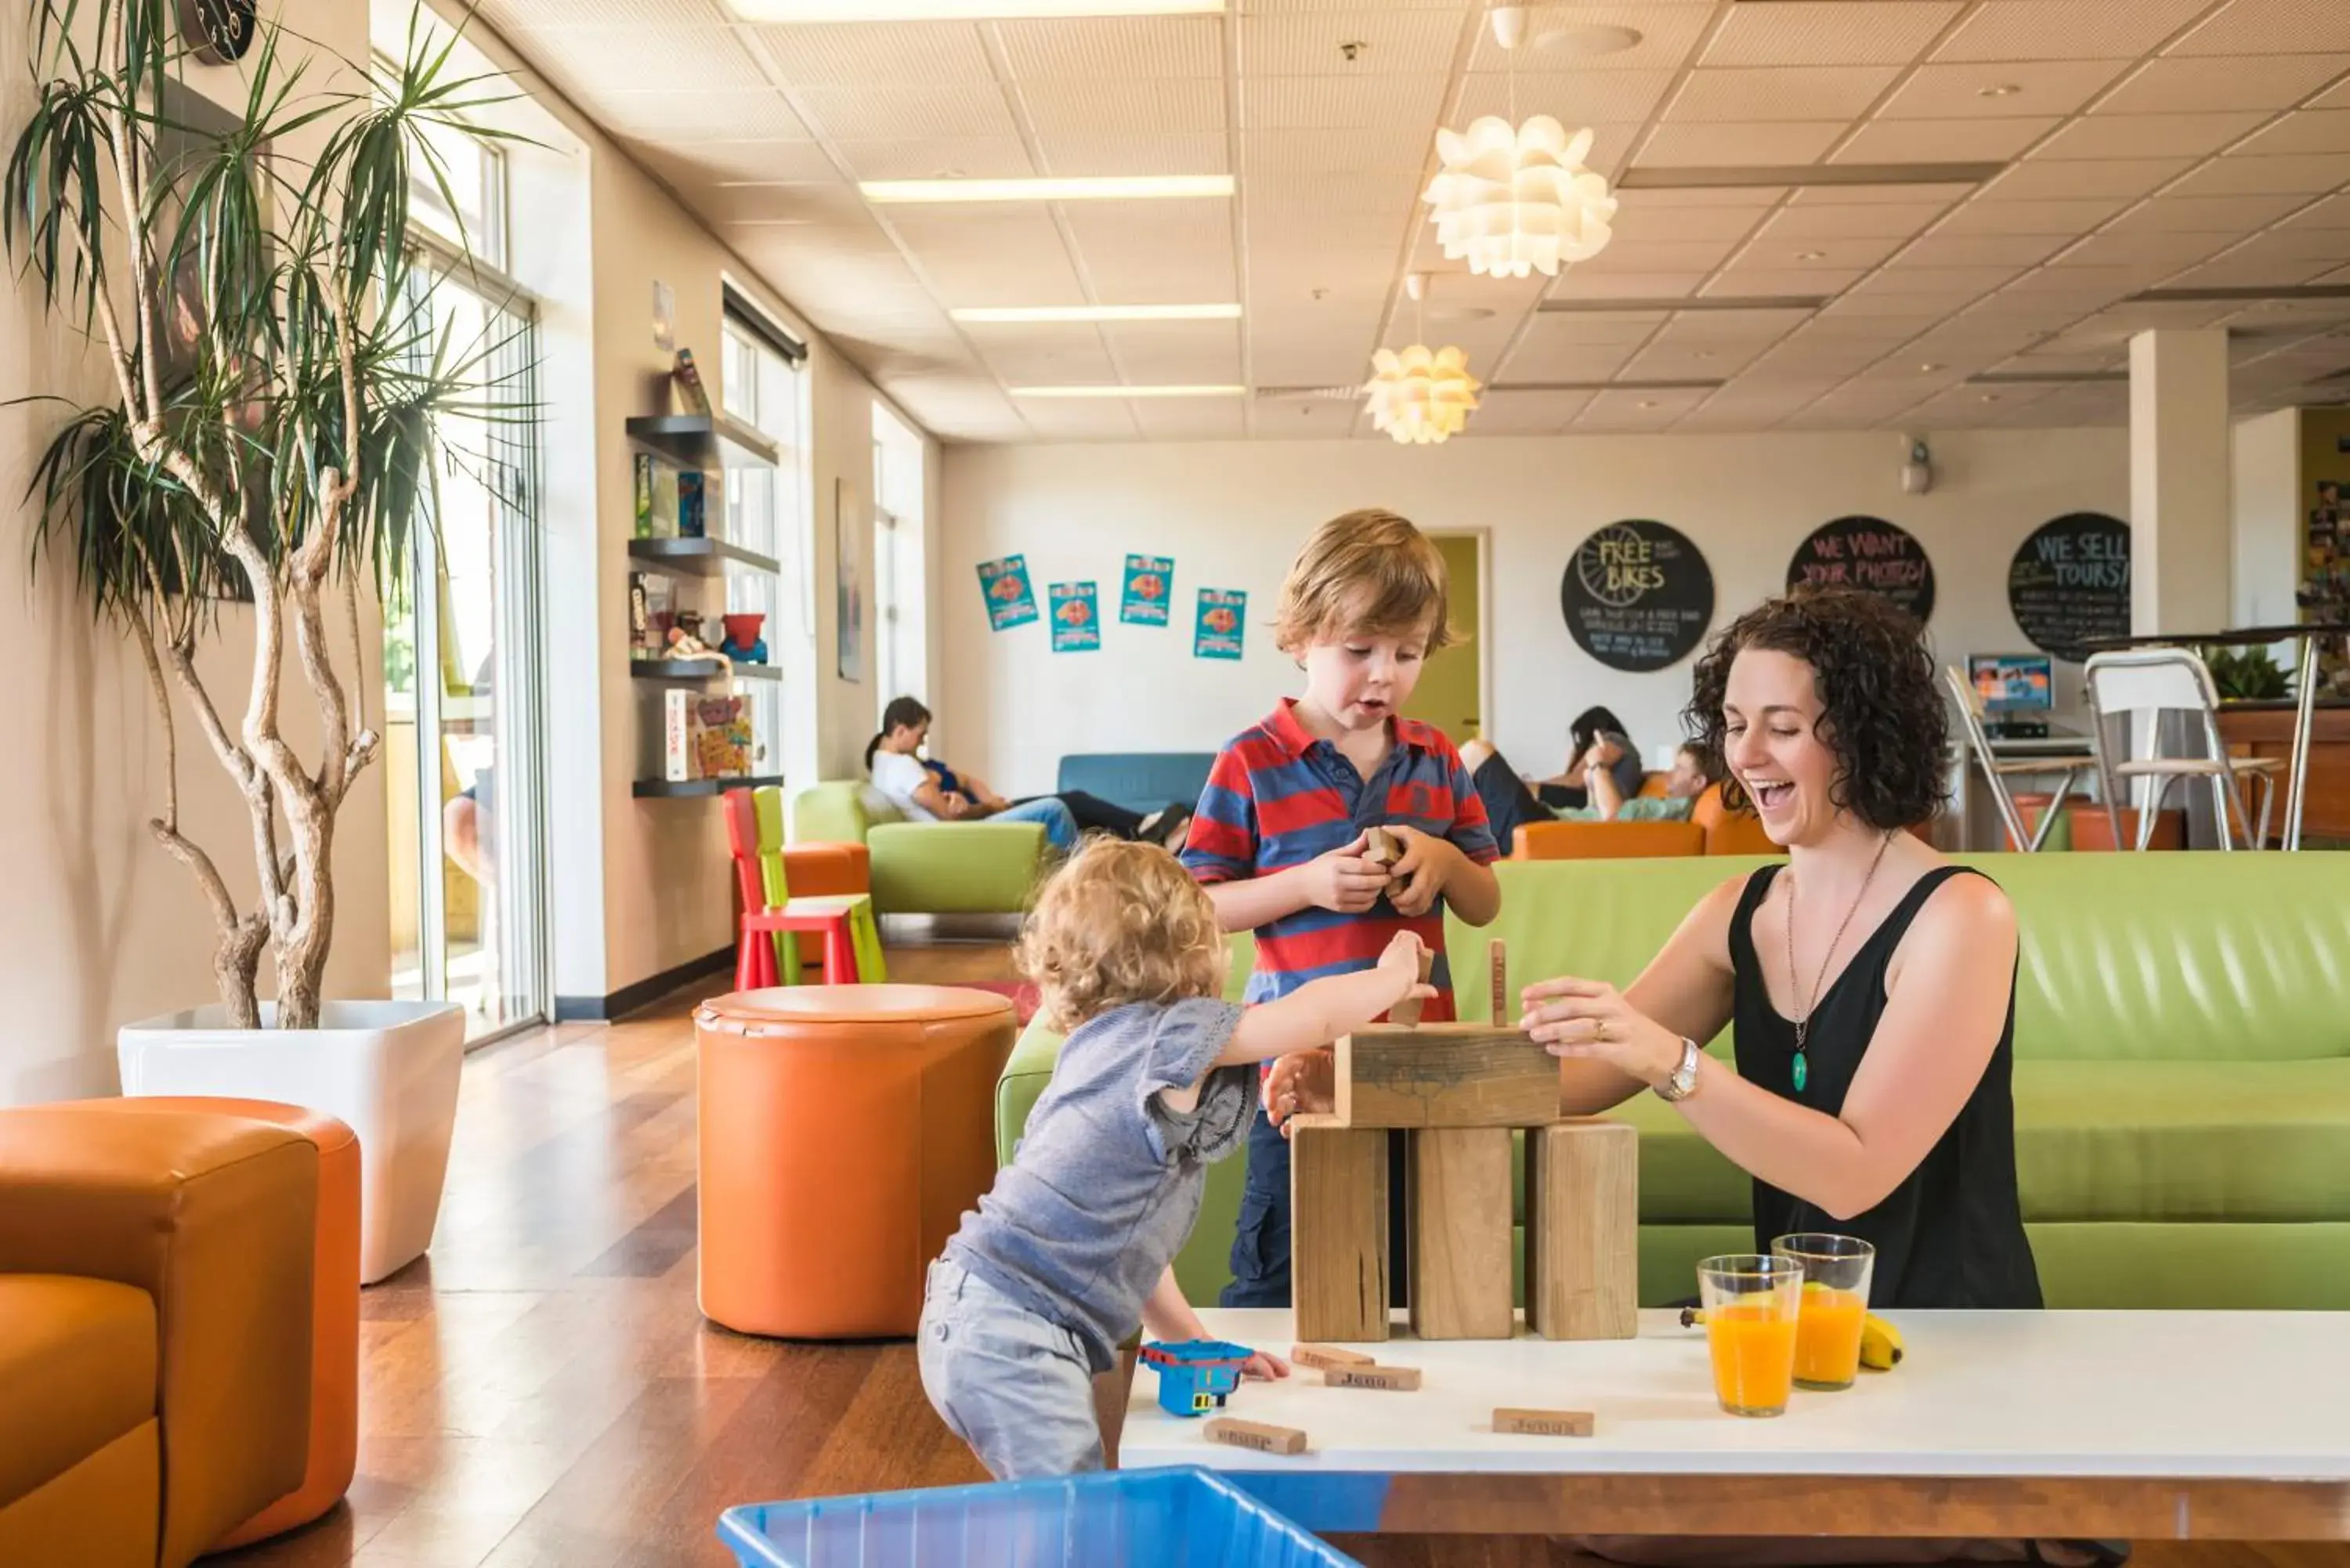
left=834, top=477, right=865, bottom=684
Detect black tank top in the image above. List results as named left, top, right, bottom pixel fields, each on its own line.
left=1729, top=864, right=2043, bottom=1310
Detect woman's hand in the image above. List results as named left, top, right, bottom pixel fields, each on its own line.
left=1520, top=976, right=1683, bottom=1087
left=1263, top=1048, right=1333, bottom=1136
left=1238, top=1347, right=1290, bottom=1382
left=1384, top=826, right=1462, bottom=917
left=1300, top=832, right=1390, bottom=914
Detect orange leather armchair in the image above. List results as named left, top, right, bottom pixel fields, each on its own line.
left=0, top=1103, right=316, bottom=1568
left=1512, top=819, right=1706, bottom=859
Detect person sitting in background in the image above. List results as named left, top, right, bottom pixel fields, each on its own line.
left=1462, top=736, right=1719, bottom=853
left=865, top=697, right=1190, bottom=851
left=1535, top=705, right=1645, bottom=811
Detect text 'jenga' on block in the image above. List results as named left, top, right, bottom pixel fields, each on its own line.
left=1325, top=1364, right=1423, bottom=1392
left=1291, top=1343, right=1374, bottom=1371
left=1495, top=1407, right=1596, bottom=1438
left=1205, top=1418, right=1308, bottom=1455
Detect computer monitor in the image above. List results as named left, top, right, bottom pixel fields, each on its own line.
left=1969, top=653, right=2054, bottom=715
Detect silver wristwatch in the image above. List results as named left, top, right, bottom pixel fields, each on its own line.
left=1654, top=1036, right=1702, bottom=1103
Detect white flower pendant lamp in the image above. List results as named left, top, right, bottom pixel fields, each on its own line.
left=1364, top=342, right=1482, bottom=446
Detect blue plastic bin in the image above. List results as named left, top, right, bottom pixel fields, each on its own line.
left=717, top=1466, right=1361, bottom=1568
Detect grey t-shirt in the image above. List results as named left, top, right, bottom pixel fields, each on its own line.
left=944, top=996, right=1253, bottom=1373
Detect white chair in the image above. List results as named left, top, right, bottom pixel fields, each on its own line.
left=1943, top=667, right=2091, bottom=853
left=2082, top=648, right=2280, bottom=852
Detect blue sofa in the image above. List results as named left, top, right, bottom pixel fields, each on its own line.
left=1056, top=753, right=1217, bottom=816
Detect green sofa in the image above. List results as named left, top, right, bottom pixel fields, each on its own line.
left=792, top=781, right=1047, bottom=915
left=996, top=853, right=2350, bottom=1310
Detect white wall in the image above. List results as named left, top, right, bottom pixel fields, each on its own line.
left=0, top=0, right=389, bottom=1104
left=941, top=429, right=2132, bottom=795
left=2232, top=409, right=2301, bottom=633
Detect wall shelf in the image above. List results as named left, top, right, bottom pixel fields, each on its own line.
left=627, top=536, right=783, bottom=577
left=624, top=412, right=779, bottom=468
left=630, top=659, right=781, bottom=682
left=632, top=773, right=785, bottom=800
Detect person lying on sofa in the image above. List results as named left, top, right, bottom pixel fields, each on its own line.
left=865, top=697, right=1190, bottom=850
left=1460, top=735, right=1719, bottom=851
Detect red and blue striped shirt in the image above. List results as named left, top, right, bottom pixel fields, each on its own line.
left=1180, top=699, right=1499, bottom=1018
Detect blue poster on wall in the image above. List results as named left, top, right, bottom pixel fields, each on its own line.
left=1195, top=587, right=1247, bottom=660
left=1050, top=582, right=1101, bottom=652
left=978, top=555, right=1039, bottom=631
left=1120, top=555, right=1174, bottom=626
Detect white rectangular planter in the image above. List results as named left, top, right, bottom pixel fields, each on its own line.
left=118, top=999, right=465, bottom=1284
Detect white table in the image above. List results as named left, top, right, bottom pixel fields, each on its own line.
left=1116, top=1310, right=2350, bottom=1542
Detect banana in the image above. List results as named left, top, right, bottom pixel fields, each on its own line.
left=1675, top=1305, right=1907, bottom=1372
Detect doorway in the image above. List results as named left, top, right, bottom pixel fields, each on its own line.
left=1402, top=530, right=1488, bottom=745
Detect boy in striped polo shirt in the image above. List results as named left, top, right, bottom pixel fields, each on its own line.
left=1180, top=508, right=1502, bottom=1309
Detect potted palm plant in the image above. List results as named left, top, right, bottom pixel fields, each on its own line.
left=7, top=1, right=528, bottom=1281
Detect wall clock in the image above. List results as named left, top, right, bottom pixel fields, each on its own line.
left=178, top=0, right=258, bottom=64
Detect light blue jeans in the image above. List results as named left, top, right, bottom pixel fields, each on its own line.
left=992, top=797, right=1077, bottom=851
left=918, top=1258, right=1103, bottom=1479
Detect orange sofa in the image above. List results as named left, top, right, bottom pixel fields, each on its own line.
left=0, top=1102, right=316, bottom=1568
left=1513, top=783, right=1777, bottom=860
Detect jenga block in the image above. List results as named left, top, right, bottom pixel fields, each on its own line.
left=1291, top=1343, right=1375, bottom=1371
left=1324, top=1364, right=1422, bottom=1391
left=1387, top=945, right=1437, bottom=1028
left=1525, top=1119, right=1639, bottom=1341
left=1488, top=939, right=1508, bottom=1026
left=1291, top=1124, right=1390, bottom=1343
left=1406, top=1127, right=1515, bottom=1341
left=1206, top=1418, right=1308, bottom=1455
left=1363, top=826, right=1403, bottom=867
left=1495, top=1407, right=1596, bottom=1438
left=1332, top=1025, right=1559, bottom=1129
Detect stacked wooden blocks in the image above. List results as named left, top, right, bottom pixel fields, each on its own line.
left=1292, top=941, right=1639, bottom=1345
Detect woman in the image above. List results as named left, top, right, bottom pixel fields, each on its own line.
left=865, top=698, right=1189, bottom=851
left=1536, top=705, right=1643, bottom=811
left=1462, top=736, right=1718, bottom=854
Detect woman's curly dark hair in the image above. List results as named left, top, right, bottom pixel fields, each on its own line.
left=1682, top=587, right=1947, bottom=832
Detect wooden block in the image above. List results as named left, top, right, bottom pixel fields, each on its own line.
left=1364, top=826, right=1403, bottom=866
left=1488, top=939, right=1508, bottom=1027
left=1205, top=1418, right=1308, bottom=1455
left=1406, top=1127, right=1515, bottom=1341
left=1495, top=1407, right=1596, bottom=1438
left=1290, top=1124, right=1391, bottom=1344
left=1291, top=1343, right=1375, bottom=1371
left=1524, top=1119, right=1640, bottom=1342
left=1387, top=945, right=1437, bottom=1028
left=1332, top=1025, right=1560, bottom=1129
left=1324, top=1364, right=1423, bottom=1391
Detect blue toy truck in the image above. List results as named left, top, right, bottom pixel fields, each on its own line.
left=1138, top=1339, right=1254, bottom=1418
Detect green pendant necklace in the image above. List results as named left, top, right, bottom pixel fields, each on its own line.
left=1783, top=834, right=1893, bottom=1097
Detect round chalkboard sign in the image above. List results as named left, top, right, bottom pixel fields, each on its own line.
left=1560, top=519, right=1715, bottom=673
left=1786, top=515, right=1936, bottom=625
left=177, top=0, right=257, bottom=63
left=2008, top=512, right=2129, bottom=662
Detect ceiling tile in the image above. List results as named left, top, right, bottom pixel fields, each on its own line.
left=1014, top=399, right=1146, bottom=441
left=1036, top=132, right=1231, bottom=177
left=1614, top=202, right=1775, bottom=243
left=1066, top=204, right=1237, bottom=299
left=1762, top=200, right=1954, bottom=239
left=1504, top=335, right=1641, bottom=381
left=1933, top=196, right=2133, bottom=233
left=1788, top=181, right=1975, bottom=205
left=1021, top=78, right=1227, bottom=137
left=1983, top=157, right=2194, bottom=201
left=1466, top=5, right=1714, bottom=74
left=795, top=83, right=1018, bottom=141
left=1132, top=399, right=1249, bottom=440
left=1249, top=73, right=1448, bottom=128
left=832, top=138, right=1032, bottom=181
left=1237, top=10, right=1465, bottom=76
left=2100, top=55, right=2350, bottom=115
left=634, top=139, right=841, bottom=186
left=2052, top=229, right=2237, bottom=269
left=508, top=25, right=769, bottom=92
left=1730, top=232, right=1910, bottom=270
left=2233, top=110, right=2350, bottom=156
left=1702, top=3, right=1962, bottom=68
left=2036, top=110, right=2270, bottom=159
left=1452, top=70, right=1676, bottom=128
left=1104, top=321, right=1246, bottom=385
left=2167, top=254, right=2340, bottom=288
left=1900, top=230, right=2070, bottom=266
left=2283, top=192, right=2350, bottom=226
left=1833, top=116, right=2060, bottom=163
left=996, top=15, right=1224, bottom=79
left=1654, top=306, right=1818, bottom=341
left=888, top=208, right=1085, bottom=308
left=753, top=20, right=995, bottom=89
left=1846, top=263, right=2024, bottom=294
left=1879, top=60, right=2131, bottom=119
left=970, top=323, right=1121, bottom=385
left=1251, top=330, right=1379, bottom=391
left=1548, top=269, right=1709, bottom=299
left=2168, top=0, right=2350, bottom=58
left=2106, top=191, right=2317, bottom=230
left=1243, top=125, right=1432, bottom=175
left=596, top=89, right=808, bottom=142
left=1465, top=389, right=1585, bottom=435
left=1571, top=236, right=1744, bottom=273
left=2166, top=152, right=2350, bottom=197
left=1636, top=121, right=1848, bottom=166
left=1666, top=66, right=1902, bottom=123
left=1934, top=0, right=2214, bottom=63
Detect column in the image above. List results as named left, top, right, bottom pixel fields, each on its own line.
left=2129, top=327, right=2234, bottom=635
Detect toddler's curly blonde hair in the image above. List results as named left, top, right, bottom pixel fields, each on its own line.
left=1017, top=837, right=1225, bottom=1032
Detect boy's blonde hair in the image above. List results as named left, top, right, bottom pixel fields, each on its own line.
left=1274, top=508, right=1457, bottom=656
left=1017, top=838, right=1225, bottom=1032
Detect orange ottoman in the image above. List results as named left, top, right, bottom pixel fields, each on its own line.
left=696, top=985, right=1016, bottom=1338
left=779, top=840, right=870, bottom=973
left=105, top=1097, right=359, bottom=1551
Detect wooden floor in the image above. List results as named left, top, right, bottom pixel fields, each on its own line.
left=216, top=943, right=2348, bottom=1568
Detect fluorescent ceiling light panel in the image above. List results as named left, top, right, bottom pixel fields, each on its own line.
left=863, top=175, right=1232, bottom=204
left=730, top=2, right=1220, bottom=19
left=1618, top=163, right=2003, bottom=190
left=953, top=304, right=1242, bottom=323
left=1012, top=385, right=1244, bottom=398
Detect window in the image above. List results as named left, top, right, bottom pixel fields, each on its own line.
left=406, top=105, right=508, bottom=272
left=722, top=293, right=816, bottom=793
left=873, top=402, right=926, bottom=716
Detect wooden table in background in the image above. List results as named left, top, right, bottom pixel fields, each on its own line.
left=2219, top=701, right=2350, bottom=844
left=1119, top=1309, right=2350, bottom=1544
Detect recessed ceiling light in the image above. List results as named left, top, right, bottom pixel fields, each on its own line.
left=728, top=1, right=1221, bottom=19
left=1638, top=399, right=1659, bottom=409
left=1977, top=83, right=2023, bottom=98
left=953, top=304, right=1242, bottom=323
left=1012, top=385, right=1246, bottom=398
left=1979, top=392, right=2001, bottom=403
left=1921, top=362, right=1943, bottom=372
left=862, top=175, right=1233, bottom=204
left=1426, top=305, right=1496, bottom=323
left=1535, top=22, right=1642, bottom=57
left=1796, top=250, right=1828, bottom=261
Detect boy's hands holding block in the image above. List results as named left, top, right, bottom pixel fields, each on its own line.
left=1379, top=824, right=1470, bottom=919
left=1301, top=830, right=1393, bottom=914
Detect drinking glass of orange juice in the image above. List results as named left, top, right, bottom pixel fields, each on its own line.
left=1697, top=1253, right=1804, bottom=1418
left=1772, top=1233, right=1875, bottom=1392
